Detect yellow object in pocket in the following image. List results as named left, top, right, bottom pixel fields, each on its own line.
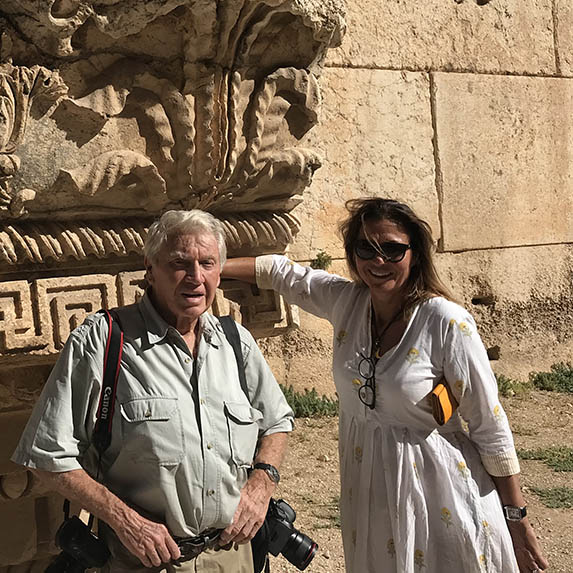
left=431, top=380, right=459, bottom=425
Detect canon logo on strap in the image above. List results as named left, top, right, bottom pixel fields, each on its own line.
left=100, top=386, right=113, bottom=420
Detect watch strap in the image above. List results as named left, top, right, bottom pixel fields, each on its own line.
left=252, top=462, right=280, bottom=484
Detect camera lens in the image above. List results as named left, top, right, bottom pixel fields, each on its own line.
left=281, top=530, right=318, bottom=571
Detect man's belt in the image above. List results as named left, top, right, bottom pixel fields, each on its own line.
left=174, top=529, right=223, bottom=562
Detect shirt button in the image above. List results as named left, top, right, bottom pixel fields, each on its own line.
left=145, top=409, right=152, bottom=418
left=200, top=398, right=206, bottom=405
left=207, top=443, right=213, bottom=450
left=208, top=489, right=215, bottom=496
left=184, top=357, right=191, bottom=364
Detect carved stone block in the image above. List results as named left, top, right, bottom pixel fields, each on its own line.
left=36, top=275, right=118, bottom=349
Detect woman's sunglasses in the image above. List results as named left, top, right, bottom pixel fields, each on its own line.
left=354, top=240, right=411, bottom=263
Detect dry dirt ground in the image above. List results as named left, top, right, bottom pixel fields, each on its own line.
left=268, top=390, right=573, bottom=573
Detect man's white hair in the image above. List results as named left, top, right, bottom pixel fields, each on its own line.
left=144, top=210, right=227, bottom=265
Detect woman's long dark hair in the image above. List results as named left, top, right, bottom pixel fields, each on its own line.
left=339, top=198, right=454, bottom=312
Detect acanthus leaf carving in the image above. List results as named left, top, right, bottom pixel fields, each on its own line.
left=59, top=150, right=168, bottom=210
left=0, top=63, right=67, bottom=214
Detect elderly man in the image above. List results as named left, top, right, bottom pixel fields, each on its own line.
left=12, top=210, right=294, bottom=572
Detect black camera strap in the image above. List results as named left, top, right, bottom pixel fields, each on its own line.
left=219, top=316, right=249, bottom=398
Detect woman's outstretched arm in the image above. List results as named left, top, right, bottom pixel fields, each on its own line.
left=222, top=257, right=257, bottom=283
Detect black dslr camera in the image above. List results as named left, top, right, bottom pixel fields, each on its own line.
left=263, top=498, right=318, bottom=570
left=45, top=516, right=110, bottom=573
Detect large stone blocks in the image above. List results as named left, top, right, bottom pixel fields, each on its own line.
left=555, top=0, right=573, bottom=76
left=436, top=243, right=573, bottom=378
left=435, top=72, right=573, bottom=251
left=291, top=67, right=438, bottom=260
left=328, top=0, right=555, bottom=75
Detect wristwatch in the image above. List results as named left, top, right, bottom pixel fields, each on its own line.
left=502, top=505, right=527, bottom=521
left=252, top=462, right=280, bottom=484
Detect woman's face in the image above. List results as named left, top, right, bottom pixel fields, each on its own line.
left=354, top=218, right=414, bottom=300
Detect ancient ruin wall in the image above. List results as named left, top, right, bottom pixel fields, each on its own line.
left=0, top=1, right=345, bottom=567
left=263, top=0, right=573, bottom=396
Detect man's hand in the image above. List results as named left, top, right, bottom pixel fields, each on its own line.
left=219, top=470, right=275, bottom=546
left=113, top=508, right=181, bottom=567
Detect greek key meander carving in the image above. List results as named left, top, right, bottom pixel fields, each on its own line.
left=0, top=272, right=298, bottom=359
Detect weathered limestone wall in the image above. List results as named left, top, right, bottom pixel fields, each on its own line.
left=265, top=0, right=573, bottom=396
left=0, top=1, right=345, bottom=567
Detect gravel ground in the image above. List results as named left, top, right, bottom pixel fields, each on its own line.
left=269, top=390, right=573, bottom=572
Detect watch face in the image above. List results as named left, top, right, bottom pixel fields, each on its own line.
left=254, top=463, right=280, bottom=484
left=504, top=506, right=526, bottom=520
left=267, top=466, right=280, bottom=483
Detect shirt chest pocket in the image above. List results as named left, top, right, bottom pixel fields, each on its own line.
left=119, top=397, right=183, bottom=465
left=224, top=401, right=263, bottom=468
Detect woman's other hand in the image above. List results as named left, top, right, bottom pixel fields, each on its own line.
left=508, top=519, right=549, bottom=572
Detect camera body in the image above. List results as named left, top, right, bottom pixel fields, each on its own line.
left=45, top=516, right=110, bottom=573
left=264, top=498, right=318, bottom=571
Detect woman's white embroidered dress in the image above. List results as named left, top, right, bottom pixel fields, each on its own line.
left=256, top=255, right=520, bottom=573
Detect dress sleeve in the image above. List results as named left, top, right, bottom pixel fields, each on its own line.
left=255, top=254, right=352, bottom=323
left=238, top=324, right=294, bottom=437
left=11, top=318, right=106, bottom=473
left=442, top=312, right=520, bottom=477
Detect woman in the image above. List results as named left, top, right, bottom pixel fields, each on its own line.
left=222, top=198, right=548, bottom=573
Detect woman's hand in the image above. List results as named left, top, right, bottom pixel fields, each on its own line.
left=507, top=518, right=549, bottom=572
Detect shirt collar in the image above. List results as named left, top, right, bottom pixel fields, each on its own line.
left=140, top=291, right=221, bottom=348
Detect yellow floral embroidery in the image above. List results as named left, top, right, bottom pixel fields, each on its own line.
left=413, top=462, right=420, bottom=480
left=414, top=549, right=426, bottom=569
left=441, top=507, right=452, bottom=527
left=460, top=417, right=470, bottom=433
left=493, top=404, right=503, bottom=421
left=482, top=520, right=490, bottom=537
left=287, top=259, right=295, bottom=266
left=352, top=378, right=362, bottom=386
left=458, top=322, right=472, bottom=337
left=479, top=554, right=488, bottom=571
left=406, top=347, right=420, bottom=364
left=336, top=330, right=348, bottom=346
left=457, top=460, right=469, bottom=479
left=387, top=538, right=396, bottom=557
left=355, top=446, right=363, bottom=462
left=454, top=379, right=465, bottom=394
left=449, top=318, right=457, bottom=327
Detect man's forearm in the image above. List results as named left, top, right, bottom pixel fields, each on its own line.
left=33, top=468, right=139, bottom=531
left=32, top=468, right=181, bottom=566
left=254, top=431, right=288, bottom=470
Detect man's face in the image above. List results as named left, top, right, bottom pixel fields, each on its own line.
left=145, top=232, right=221, bottom=327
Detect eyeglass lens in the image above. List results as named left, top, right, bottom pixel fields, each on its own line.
left=358, top=355, right=376, bottom=408
left=359, top=383, right=375, bottom=408
left=354, top=240, right=409, bottom=263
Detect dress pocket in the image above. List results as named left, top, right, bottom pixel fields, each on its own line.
left=119, top=397, right=183, bottom=465
left=224, top=401, right=263, bottom=468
